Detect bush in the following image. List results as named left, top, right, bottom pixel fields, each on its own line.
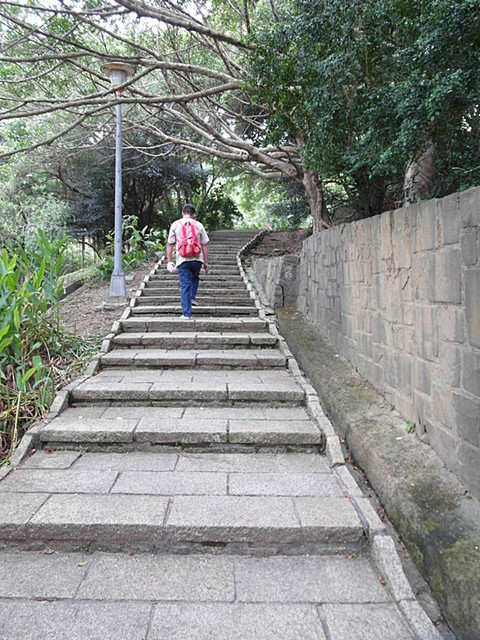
left=0, top=230, right=95, bottom=463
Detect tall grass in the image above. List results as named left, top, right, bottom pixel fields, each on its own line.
left=0, top=230, right=95, bottom=463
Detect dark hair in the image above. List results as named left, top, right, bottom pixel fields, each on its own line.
left=182, top=204, right=196, bottom=215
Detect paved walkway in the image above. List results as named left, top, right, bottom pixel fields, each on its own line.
left=0, top=231, right=442, bottom=639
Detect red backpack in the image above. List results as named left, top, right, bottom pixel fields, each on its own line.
left=177, top=220, right=202, bottom=258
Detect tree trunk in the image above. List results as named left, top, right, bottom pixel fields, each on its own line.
left=301, top=170, right=332, bottom=233
left=403, top=142, right=436, bottom=205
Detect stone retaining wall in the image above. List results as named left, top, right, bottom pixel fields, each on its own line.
left=297, top=187, right=480, bottom=498
left=251, top=255, right=300, bottom=308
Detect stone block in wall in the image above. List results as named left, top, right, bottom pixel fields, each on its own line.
left=379, top=210, right=393, bottom=261
left=392, top=324, right=405, bottom=350
left=460, top=185, right=480, bottom=227
left=431, top=247, right=462, bottom=304
left=438, top=344, right=462, bottom=389
left=457, top=441, right=480, bottom=497
left=403, top=302, right=414, bottom=327
left=415, top=304, right=439, bottom=361
left=415, top=358, right=433, bottom=395
left=392, top=212, right=412, bottom=269
left=432, top=383, right=456, bottom=430
left=414, top=199, right=437, bottom=251
left=393, top=391, right=415, bottom=425
left=463, top=351, right=480, bottom=396
left=413, top=389, right=431, bottom=433
left=280, top=255, right=300, bottom=307
left=398, top=352, right=414, bottom=394
left=437, top=192, right=460, bottom=245
left=438, top=307, right=465, bottom=344
left=404, top=326, right=415, bottom=355
left=461, top=227, right=479, bottom=266
left=427, top=423, right=458, bottom=473
left=465, top=269, right=480, bottom=348
left=384, top=346, right=397, bottom=387
left=454, top=391, right=480, bottom=448
left=385, top=277, right=404, bottom=323
left=412, top=253, right=435, bottom=300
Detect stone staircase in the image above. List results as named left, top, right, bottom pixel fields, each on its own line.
left=0, top=230, right=442, bottom=639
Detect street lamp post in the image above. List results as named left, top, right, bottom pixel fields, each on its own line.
left=102, top=62, right=134, bottom=299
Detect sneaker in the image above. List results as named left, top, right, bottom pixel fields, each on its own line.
left=179, top=315, right=191, bottom=320
left=191, top=300, right=199, bottom=307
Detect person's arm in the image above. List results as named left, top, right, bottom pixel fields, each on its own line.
left=167, top=242, right=174, bottom=263
left=202, top=243, right=209, bottom=273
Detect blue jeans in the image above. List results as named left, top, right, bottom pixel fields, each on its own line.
left=177, top=261, right=202, bottom=317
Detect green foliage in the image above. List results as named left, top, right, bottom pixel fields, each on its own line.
left=0, top=151, right=69, bottom=250
left=265, top=181, right=311, bottom=229
left=98, top=215, right=165, bottom=280
left=249, top=0, right=480, bottom=216
left=0, top=230, right=92, bottom=463
left=196, top=187, right=243, bottom=230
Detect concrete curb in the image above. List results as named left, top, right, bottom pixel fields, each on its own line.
left=241, top=263, right=445, bottom=640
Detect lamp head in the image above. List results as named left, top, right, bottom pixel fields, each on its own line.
left=102, top=62, right=134, bottom=94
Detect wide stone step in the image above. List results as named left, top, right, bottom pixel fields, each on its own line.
left=143, top=286, right=250, bottom=297
left=0, top=550, right=407, bottom=640
left=120, top=317, right=269, bottom=333
left=149, top=276, right=245, bottom=285
left=135, top=296, right=253, bottom=306
left=100, top=349, right=287, bottom=369
left=71, top=369, right=306, bottom=405
left=112, top=332, right=278, bottom=349
left=0, top=450, right=364, bottom=552
left=130, top=305, right=258, bottom=317
left=37, top=406, right=323, bottom=447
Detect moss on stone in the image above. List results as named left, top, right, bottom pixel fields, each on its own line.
left=434, top=540, right=480, bottom=637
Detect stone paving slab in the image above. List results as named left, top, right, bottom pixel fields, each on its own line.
left=111, top=471, right=227, bottom=495
left=149, top=603, right=325, bottom=640
left=183, top=406, right=312, bottom=420
left=25, top=493, right=170, bottom=545
left=135, top=417, right=229, bottom=443
left=0, top=469, right=117, bottom=494
left=21, top=450, right=82, bottom=469
left=229, top=419, right=322, bottom=444
left=0, top=601, right=151, bottom=640
left=234, top=555, right=388, bottom=603
left=228, top=472, right=342, bottom=497
left=295, top=498, right=364, bottom=542
left=73, top=451, right=178, bottom=471
left=39, top=418, right=138, bottom=443
left=322, top=603, right=412, bottom=640
left=175, top=452, right=331, bottom=473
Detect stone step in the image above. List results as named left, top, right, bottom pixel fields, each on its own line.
left=149, top=275, right=244, bottom=283
left=37, top=406, right=323, bottom=447
left=71, top=369, right=306, bottom=405
left=120, top=317, right=269, bottom=333
left=100, top=349, right=287, bottom=369
left=0, top=450, right=365, bottom=552
left=135, top=296, right=253, bottom=306
left=112, top=332, right=278, bottom=349
left=143, top=286, right=251, bottom=297
left=0, top=548, right=420, bottom=640
left=130, top=305, right=258, bottom=317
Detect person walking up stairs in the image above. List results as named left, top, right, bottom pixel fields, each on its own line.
left=166, top=203, right=209, bottom=320
left=0, top=231, right=442, bottom=639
